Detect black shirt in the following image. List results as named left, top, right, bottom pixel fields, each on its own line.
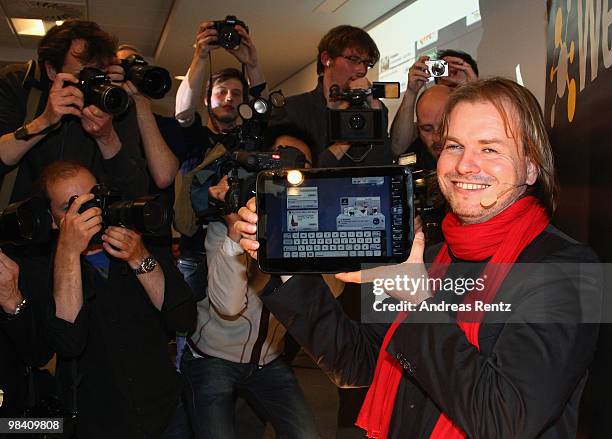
left=44, top=245, right=196, bottom=438
left=0, top=63, right=149, bottom=202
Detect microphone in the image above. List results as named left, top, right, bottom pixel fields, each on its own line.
left=480, top=183, right=528, bottom=209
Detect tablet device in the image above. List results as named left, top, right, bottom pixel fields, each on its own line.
left=256, top=166, right=414, bottom=274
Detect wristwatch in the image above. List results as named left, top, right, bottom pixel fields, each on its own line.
left=14, top=124, right=32, bottom=141
left=133, top=255, right=157, bottom=275
left=14, top=121, right=60, bottom=141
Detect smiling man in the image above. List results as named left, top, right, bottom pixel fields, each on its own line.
left=235, top=77, right=600, bottom=438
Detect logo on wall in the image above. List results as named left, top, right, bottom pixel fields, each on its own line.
left=547, top=0, right=611, bottom=128
left=549, top=5, right=577, bottom=126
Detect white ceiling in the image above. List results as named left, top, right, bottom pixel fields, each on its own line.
left=0, top=0, right=409, bottom=114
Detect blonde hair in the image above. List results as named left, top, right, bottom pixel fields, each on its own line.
left=440, top=77, right=558, bottom=215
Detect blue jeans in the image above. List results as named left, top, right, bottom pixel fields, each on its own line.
left=182, top=353, right=318, bottom=439
left=177, top=255, right=207, bottom=302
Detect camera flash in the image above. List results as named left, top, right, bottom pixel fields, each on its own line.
left=286, top=170, right=304, bottom=186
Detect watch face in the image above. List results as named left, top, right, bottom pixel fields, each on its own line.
left=15, top=125, right=30, bottom=140
left=142, top=256, right=156, bottom=272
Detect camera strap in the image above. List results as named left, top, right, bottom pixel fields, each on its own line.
left=0, top=61, right=43, bottom=210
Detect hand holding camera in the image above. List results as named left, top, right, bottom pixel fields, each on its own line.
left=40, top=73, right=84, bottom=127
left=208, top=175, right=242, bottom=242
left=101, top=226, right=148, bottom=268
left=0, top=251, right=22, bottom=314
left=407, top=56, right=431, bottom=93
left=58, top=193, right=103, bottom=256
left=439, top=55, right=477, bottom=86
left=236, top=197, right=259, bottom=260
left=194, top=16, right=250, bottom=59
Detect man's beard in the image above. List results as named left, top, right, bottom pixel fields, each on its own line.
left=211, top=108, right=238, bottom=125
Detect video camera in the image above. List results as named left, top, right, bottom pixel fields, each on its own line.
left=68, top=184, right=171, bottom=243
left=120, top=55, right=172, bottom=99
left=0, top=197, right=52, bottom=246
left=210, top=15, right=249, bottom=50
left=398, top=154, right=445, bottom=244
left=201, top=147, right=306, bottom=218
left=72, top=67, right=129, bottom=115
left=328, top=82, right=399, bottom=143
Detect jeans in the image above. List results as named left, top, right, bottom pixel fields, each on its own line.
left=177, top=255, right=207, bottom=302
left=182, top=353, right=319, bottom=439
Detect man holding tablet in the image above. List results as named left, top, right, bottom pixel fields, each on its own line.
left=235, top=78, right=600, bottom=439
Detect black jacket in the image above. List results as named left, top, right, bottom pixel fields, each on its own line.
left=44, top=244, right=196, bottom=439
left=261, top=225, right=600, bottom=438
left=0, top=62, right=149, bottom=202
left=280, top=77, right=393, bottom=167
left=0, top=248, right=54, bottom=417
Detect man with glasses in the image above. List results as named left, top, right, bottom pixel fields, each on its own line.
left=278, top=25, right=392, bottom=167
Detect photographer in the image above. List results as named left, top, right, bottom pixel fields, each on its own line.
left=0, top=20, right=149, bottom=206
left=41, top=160, right=196, bottom=438
left=116, top=44, right=183, bottom=194
left=182, top=131, right=325, bottom=439
left=391, top=50, right=478, bottom=157
left=175, top=19, right=266, bottom=130
left=279, top=25, right=392, bottom=167
left=0, top=249, right=55, bottom=418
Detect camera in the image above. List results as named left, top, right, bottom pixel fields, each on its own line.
left=210, top=15, right=249, bottom=50
left=68, top=184, right=171, bottom=243
left=120, top=55, right=172, bottom=99
left=328, top=82, right=399, bottom=143
left=424, top=60, right=449, bottom=77
left=0, top=197, right=52, bottom=246
left=73, top=67, right=129, bottom=115
left=205, top=147, right=306, bottom=216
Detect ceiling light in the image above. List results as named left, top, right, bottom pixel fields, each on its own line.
left=11, top=18, right=46, bottom=36
left=10, top=18, right=62, bottom=36
left=174, top=75, right=185, bottom=80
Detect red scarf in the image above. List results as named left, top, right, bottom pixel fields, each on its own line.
left=355, top=196, right=549, bottom=438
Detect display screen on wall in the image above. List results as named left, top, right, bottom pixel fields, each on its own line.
left=367, top=0, right=482, bottom=91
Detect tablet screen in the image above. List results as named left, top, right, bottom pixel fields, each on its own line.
left=256, top=166, right=413, bottom=273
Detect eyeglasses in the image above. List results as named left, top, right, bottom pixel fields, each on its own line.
left=340, top=55, right=375, bottom=69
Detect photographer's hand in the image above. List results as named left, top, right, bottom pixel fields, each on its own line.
left=407, top=56, right=430, bottom=94
left=236, top=197, right=259, bottom=260
left=58, top=193, right=103, bottom=256
left=194, top=21, right=219, bottom=58
left=81, top=105, right=121, bottom=159
left=348, top=77, right=382, bottom=109
left=229, top=26, right=267, bottom=95
left=209, top=176, right=242, bottom=242
left=101, top=226, right=148, bottom=267
left=0, top=251, right=24, bottom=315
left=54, top=194, right=102, bottom=323
left=102, top=227, right=165, bottom=310
left=106, top=59, right=125, bottom=83
left=389, top=56, right=429, bottom=156
left=42, top=73, right=84, bottom=124
left=335, top=231, right=431, bottom=303
left=0, top=73, right=82, bottom=166
left=441, top=56, right=477, bottom=86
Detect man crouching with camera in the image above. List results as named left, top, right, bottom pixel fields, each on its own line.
left=41, top=160, right=196, bottom=438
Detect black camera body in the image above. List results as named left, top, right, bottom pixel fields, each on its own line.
left=0, top=197, right=52, bottom=246
left=327, top=82, right=399, bottom=143
left=210, top=15, right=248, bottom=49
left=120, top=55, right=172, bottom=99
left=74, top=67, right=129, bottom=115
left=69, top=184, right=171, bottom=244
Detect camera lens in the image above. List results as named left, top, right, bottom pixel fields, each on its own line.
left=139, top=67, right=172, bottom=99
left=98, top=86, right=129, bottom=115
left=431, top=62, right=445, bottom=77
left=219, top=29, right=240, bottom=49
left=349, top=113, right=366, bottom=130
